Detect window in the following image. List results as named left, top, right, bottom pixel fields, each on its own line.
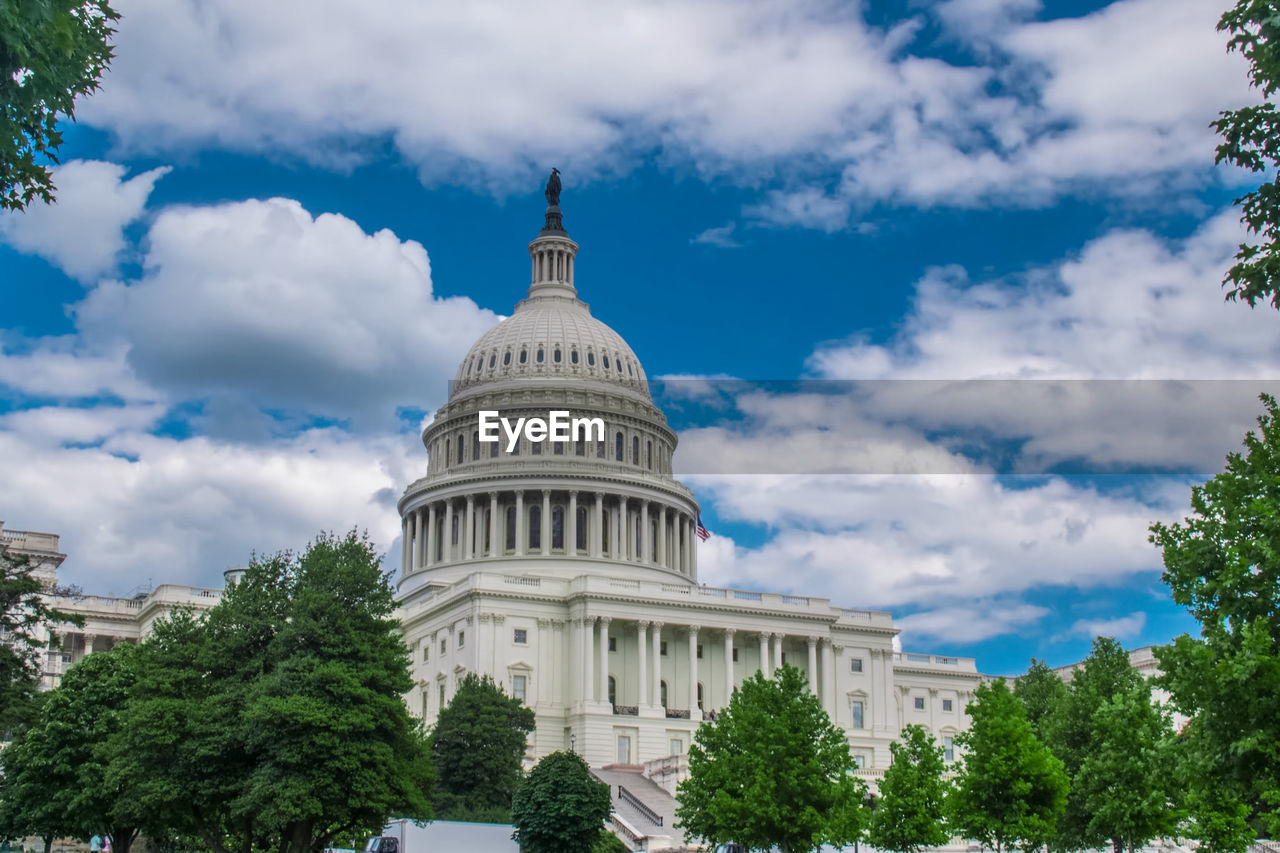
left=472, top=431, right=480, bottom=460
left=531, top=440, right=541, bottom=455
left=615, top=432, right=624, bottom=461
left=488, top=353, right=496, bottom=368
left=553, top=439, right=564, bottom=455
left=660, top=641, right=668, bottom=656
left=943, top=736, right=955, bottom=762
left=587, top=351, right=595, bottom=366
left=608, top=676, right=617, bottom=705
left=440, top=638, right=447, bottom=654
left=514, top=628, right=528, bottom=644
left=632, top=436, right=640, bottom=464
left=851, top=699, right=865, bottom=729
left=439, top=683, right=445, bottom=708
left=552, top=506, right=565, bottom=549
left=458, top=630, right=465, bottom=648
left=512, top=675, right=527, bottom=702
left=696, top=682, right=704, bottom=710
left=536, top=347, right=544, bottom=363
left=602, top=509, right=612, bottom=556
left=850, top=658, right=863, bottom=673
left=423, top=645, right=430, bottom=661
left=603, top=355, right=611, bottom=368
left=444, top=438, right=450, bottom=466
left=529, top=506, right=541, bottom=550
left=670, top=738, right=683, bottom=755
left=732, top=648, right=739, bottom=662
left=458, top=436, right=465, bottom=463
left=571, top=348, right=579, bottom=364
left=576, top=437, right=585, bottom=456
left=608, top=636, right=617, bottom=652
left=914, top=696, right=925, bottom=710
left=554, top=347, right=562, bottom=363
left=660, top=680, right=668, bottom=706
left=451, top=513, right=459, bottom=545
left=943, top=699, right=953, bottom=712
left=697, top=644, right=703, bottom=659
left=576, top=507, right=588, bottom=551
left=853, top=754, right=866, bottom=769
left=503, top=350, right=511, bottom=365
left=490, top=440, right=498, bottom=458
left=647, top=440, right=653, bottom=469
left=781, top=653, right=787, bottom=665
left=519, top=348, right=527, bottom=364
left=505, top=506, right=516, bottom=550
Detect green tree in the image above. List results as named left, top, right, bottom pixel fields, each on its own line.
left=1042, top=636, right=1143, bottom=853
left=0, top=712, right=73, bottom=853
left=949, top=679, right=1067, bottom=853
left=430, top=672, right=535, bottom=822
left=0, top=549, right=82, bottom=735
left=510, top=750, right=612, bottom=853
left=1, top=0, right=119, bottom=210
left=1012, top=659, right=1067, bottom=746
left=868, top=724, right=951, bottom=853
left=675, top=664, right=868, bottom=853
left=1151, top=394, right=1280, bottom=840
left=1214, top=1, right=1280, bottom=308
left=1073, top=681, right=1179, bottom=853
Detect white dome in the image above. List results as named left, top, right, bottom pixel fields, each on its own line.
left=452, top=295, right=649, bottom=398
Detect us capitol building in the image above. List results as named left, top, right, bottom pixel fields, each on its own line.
left=7, top=183, right=981, bottom=839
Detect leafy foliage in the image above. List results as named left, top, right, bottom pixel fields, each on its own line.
left=868, top=724, right=951, bottom=853
left=1, top=0, right=119, bottom=210
left=1214, top=1, right=1280, bottom=308
left=510, top=750, right=611, bottom=853
left=1152, top=394, right=1280, bottom=840
left=675, top=664, right=868, bottom=853
left=1012, top=658, right=1067, bottom=746
left=430, top=673, right=535, bottom=822
left=949, top=679, right=1067, bottom=853
left=0, top=549, right=82, bottom=735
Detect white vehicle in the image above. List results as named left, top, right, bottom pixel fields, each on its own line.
left=364, top=819, right=518, bottom=853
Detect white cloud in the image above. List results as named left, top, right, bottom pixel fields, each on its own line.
left=0, top=338, right=159, bottom=402
left=71, top=0, right=1249, bottom=215
left=0, top=160, right=169, bottom=279
left=1069, top=611, right=1147, bottom=640
left=897, top=602, right=1051, bottom=645
left=690, top=223, right=741, bottom=248
left=70, top=196, right=499, bottom=429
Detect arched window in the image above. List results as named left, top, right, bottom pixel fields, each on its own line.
left=489, top=353, right=496, bottom=369
left=551, top=506, right=565, bottom=550
left=528, top=506, right=541, bottom=550
left=570, top=348, right=579, bottom=364
left=503, top=350, right=511, bottom=366
left=451, top=513, right=459, bottom=546
left=490, top=441, right=498, bottom=458
left=615, top=432, right=624, bottom=461
left=553, top=440, right=564, bottom=455
left=531, top=439, right=541, bottom=455
left=505, top=506, right=516, bottom=551
left=616, top=355, right=623, bottom=372
left=697, top=682, right=704, bottom=710
left=576, top=506, right=587, bottom=552
left=554, top=347, right=562, bottom=363
left=445, top=438, right=451, bottom=467
left=473, top=431, right=480, bottom=461
left=457, top=435, right=465, bottom=464
left=511, top=437, right=520, bottom=456
left=597, top=438, right=606, bottom=459
left=632, top=436, right=640, bottom=464
left=647, top=440, right=653, bottom=469
left=660, top=680, right=668, bottom=708
left=601, top=509, right=612, bottom=556
left=608, top=676, right=617, bottom=706
left=576, top=437, right=585, bottom=456
left=627, top=361, right=634, bottom=376
left=536, top=347, right=544, bottom=363
left=587, top=350, right=595, bottom=366
left=603, top=354, right=611, bottom=369
left=519, top=348, right=527, bottom=364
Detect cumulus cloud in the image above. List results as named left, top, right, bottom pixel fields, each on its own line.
left=71, top=0, right=1249, bottom=215
left=690, top=223, right=741, bottom=248
left=0, top=160, right=169, bottom=280
left=71, top=197, right=498, bottom=429
left=1068, top=611, right=1147, bottom=640
left=897, top=601, right=1051, bottom=645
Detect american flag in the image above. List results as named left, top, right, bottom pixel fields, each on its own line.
left=696, top=516, right=711, bottom=541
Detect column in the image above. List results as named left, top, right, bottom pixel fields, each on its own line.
left=573, top=617, right=586, bottom=707
left=515, top=490, right=525, bottom=556
left=443, top=500, right=454, bottom=563
left=724, top=629, right=735, bottom=703
left=772, top=633, right=784, bottom=673
left=568, top=490, right=578, bottom=555
left=640, top=501, right=650, bottom=563
left=807, top=637, right=819, bottom=693
left=447, top=624, right=457, bottom=697
left=476, top=612, right=490, bottom=680
left=401, top=517, right=410, bottom=573
left=929, top=687, right=939, bottom=733
left=592, top=492, right=603, bottom=558
left=426, top=504, right=436, bottom=566
left=618, top=497, right=628, bottom=560
left=637, top=621, right=650, bottom=706
left=657, top=506, right=667, bottom=568
left=688, top=625, right=701, bottom=721
left=414, top=508, right=425, bottom=569
left=489, top=492, right=499, bottom=555
left=581, top=617, right=594, bottom=706
left=541, top=489, right=551, bottom=556
left=688, top=517, right=697, bottom=575
left=597, top=617, right=611, bottom=704
left=652, top=622, right=663, bottom=710
left=465, top=495, right=475, bottom=560
left=758, top=632, right=769, bottom=674
left=822, top=639, right=837, bottom=717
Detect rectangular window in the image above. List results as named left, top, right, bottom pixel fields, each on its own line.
left=944, top=736, right=955, bottom=763
left=608, top=636, right=617, bottom=652
left=697, top=644, right=703, bottom=659
left=660, top=641, right=668, bottom=656
left=851, top=700, right=864, bottom=729
left=853, top=754, right=865, bottom=769
left=943, top=698, right=953, bottom=712
left=513, top=675, right=527, bottom=703
left=670, top=738, right=683, bottom=755
left=914, top=696, right=925, bottom=710
left=732, top=648, right=739, bottom=662
left=513, top=628, right=528, bottom=644
left=850, top=658, right=863, bottom=673
left=458, top=630, right=465, bottom=648
left=440, top=638, right=447, bottom=655
left=423, top=645, right=430, bottom=661
left=438, top=683, right=445, bottom=709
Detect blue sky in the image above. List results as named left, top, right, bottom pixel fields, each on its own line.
left=2, top=0, right=1278, bottom=676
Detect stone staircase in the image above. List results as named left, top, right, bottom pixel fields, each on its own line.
left=592, top=765, right=686, bottom=852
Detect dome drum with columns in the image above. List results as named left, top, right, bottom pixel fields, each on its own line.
left=394, top=184, right=981, bottom=816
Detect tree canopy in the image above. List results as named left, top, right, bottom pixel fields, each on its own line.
left=1214, top=0, right=1280, bottom=308
left=949, top=679, right=1067, bottom=853
left=1012, top=658, right=1067, bottom=746
left=1, top=0, right=119, bottom=210
left=675, top=664, right=868, bottom=853
left=430, top=672, right=535, bottom=822
left=1152, top=394, right=1280, bottom=840
left=868, top=724, right=951, bottom=853
left=510, top=750, right=612, bottom=853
